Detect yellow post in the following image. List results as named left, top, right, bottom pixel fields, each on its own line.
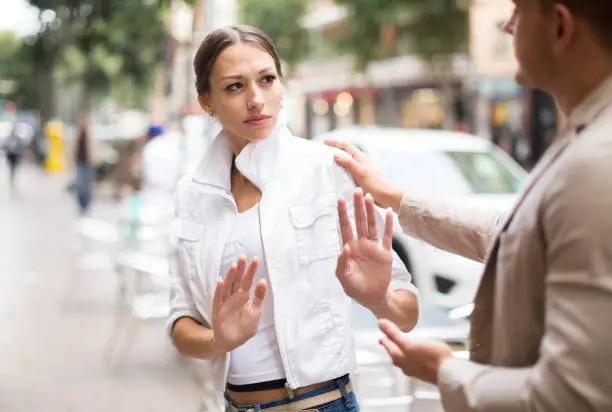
left=43, top=121, right=65, bottom=174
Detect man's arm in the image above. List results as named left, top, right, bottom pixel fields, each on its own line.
left=326, top=140, right=508, bottom=263
left=437, top=158, right=612, bottom=412
left=398, top=195, right=507, bottom=263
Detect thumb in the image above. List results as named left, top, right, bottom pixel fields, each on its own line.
left=251, top=279, right=267, bottom=311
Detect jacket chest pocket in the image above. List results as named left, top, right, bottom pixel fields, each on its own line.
left=289, top=193, right=341, bottom=266
left=174, top=218, right=206, bottom=256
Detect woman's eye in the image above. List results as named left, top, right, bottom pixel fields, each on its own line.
left=262, top=75, right=277, bottom=84
left=226, top=82, right=243, bottom=91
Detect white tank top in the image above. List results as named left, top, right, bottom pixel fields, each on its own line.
left=219, top=204, right=286, bottom=385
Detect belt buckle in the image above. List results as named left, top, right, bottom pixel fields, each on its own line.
left=284, top=381, right=295, bottom=400
left=226, top=401, right=256, bottom=412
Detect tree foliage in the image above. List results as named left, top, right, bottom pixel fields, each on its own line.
left=55, top=0, right=168, bottom=110
left=335, top=0, right=469, bottom=69
left=3, top=0, right=196, bottom=121
left=238, top=0, right=309, bottom=73
left=0, top=32, right=38, bottom=110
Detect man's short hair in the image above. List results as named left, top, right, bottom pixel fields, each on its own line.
left=540, top=0, right=612, bottom=51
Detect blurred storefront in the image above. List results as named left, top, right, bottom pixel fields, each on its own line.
left=304, top=83, right=461, bottom=138
left=291, top=1, right=473, bottom=138
left=294, top=56, right=469, bottom=137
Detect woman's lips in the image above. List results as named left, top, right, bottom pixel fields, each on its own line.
left=244, top=115, right=272, bottom=127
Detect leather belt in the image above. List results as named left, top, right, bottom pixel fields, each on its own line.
left=225, top=382, right=352, bottom=411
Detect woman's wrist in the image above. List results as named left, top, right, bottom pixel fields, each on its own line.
left=210, top=332, right=231, bottom=355
left=367, top=293, right=392, bottom=318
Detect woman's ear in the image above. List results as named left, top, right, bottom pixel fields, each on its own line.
left=198, top=95, right=214, bottom=116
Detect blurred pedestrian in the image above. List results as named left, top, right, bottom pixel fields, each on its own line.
left=168, top=25, right=418, bottom=412
left=3, top=123, right=25, bottom=194
left=327, top=1, right=612, bottom=411
left=73, top=114, right=94, bottom=215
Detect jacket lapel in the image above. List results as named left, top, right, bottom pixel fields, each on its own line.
left=469, top=129, right=574, bottom=363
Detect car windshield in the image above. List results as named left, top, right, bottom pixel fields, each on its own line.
left=376, top=148, right=523, bottom=198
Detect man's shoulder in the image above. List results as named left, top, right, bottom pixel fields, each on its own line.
left=569, top=117, right=612, bottom=175
left=546, top=127, right=612, bottom=219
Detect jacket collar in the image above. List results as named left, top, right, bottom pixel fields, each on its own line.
left=192, top=119, right=291, bottom=192
left=568, top=72, right=612, bottom=132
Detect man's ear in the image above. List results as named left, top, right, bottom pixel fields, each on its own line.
left=553, top=3, right=575, bottom=54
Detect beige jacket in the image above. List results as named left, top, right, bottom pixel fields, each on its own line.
left=398, top=74, right=612, bottom=412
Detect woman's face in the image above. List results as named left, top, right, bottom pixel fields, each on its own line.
left=199, top=42, right=283, bottom=152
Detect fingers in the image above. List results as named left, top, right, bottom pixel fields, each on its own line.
left=222, top=262, right=238, bottom=302
left=379, top=318, right=410, bottom=352
left=230, top=256, right=247, bottom=294
left=324, top=140, right=364, bottom=161
left=251, top=279, right=267, bottom=311
left=379, top=336, right=405, bottom=363
left=239, top=257, right=259, bottom=292
left=334, top=155, right=366, bottom=180
left=335, top=244, right=351, bottom=288
left=337, top=198, right=354, bottom=245
left=213, top=279, right=225, bottom=311
left=354, top=188, right=368, bottom=238
left=382, top=208, right=394, bottom=250
left=365, top=193, right=378, bottom=240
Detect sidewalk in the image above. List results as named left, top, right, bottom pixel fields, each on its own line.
left=0, top=162, right=202, bottom=412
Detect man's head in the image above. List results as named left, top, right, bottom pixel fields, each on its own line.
left=504, top=0, right=612, bottom=103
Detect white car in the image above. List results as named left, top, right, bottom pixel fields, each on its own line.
left=313, top=126, right=526, bottom=309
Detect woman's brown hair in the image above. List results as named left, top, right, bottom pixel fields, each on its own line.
left=193, top=25, right=284, bottom=95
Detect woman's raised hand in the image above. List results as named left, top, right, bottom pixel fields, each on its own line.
left=211, top=256, right=267, bottom=353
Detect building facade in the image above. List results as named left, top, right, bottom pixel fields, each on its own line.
left=287, top=0, right=471, bottom=138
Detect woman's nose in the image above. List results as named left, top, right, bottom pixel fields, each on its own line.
left=248, top=88, right=264, bottom=110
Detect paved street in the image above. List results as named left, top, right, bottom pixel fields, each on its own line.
left=0, top=161, right=202, bottom=412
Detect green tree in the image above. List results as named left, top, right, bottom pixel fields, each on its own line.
left=238, top=0, right=309, bottom=73
left=19, top=0, right=81, bottom=123
left=335, top=0, right=469, bottom=69
left=20, top=0, right=195, bottom=121
left=56, top=0, right=167, bottom=110
left=0, top=32, right=38, bottom=110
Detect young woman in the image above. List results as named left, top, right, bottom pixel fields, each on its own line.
left=168, top=25, right=419, bottom=412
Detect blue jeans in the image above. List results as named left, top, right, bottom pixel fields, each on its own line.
left=75, top=163, right=93, bottom=213
left=225, top=375, right=359, bottom=412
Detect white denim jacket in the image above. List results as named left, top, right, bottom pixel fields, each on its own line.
left=167, top=122, right=417, bottom=392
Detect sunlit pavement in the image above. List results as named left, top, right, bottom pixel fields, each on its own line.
left=0, top=161, right=202, bottom=412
